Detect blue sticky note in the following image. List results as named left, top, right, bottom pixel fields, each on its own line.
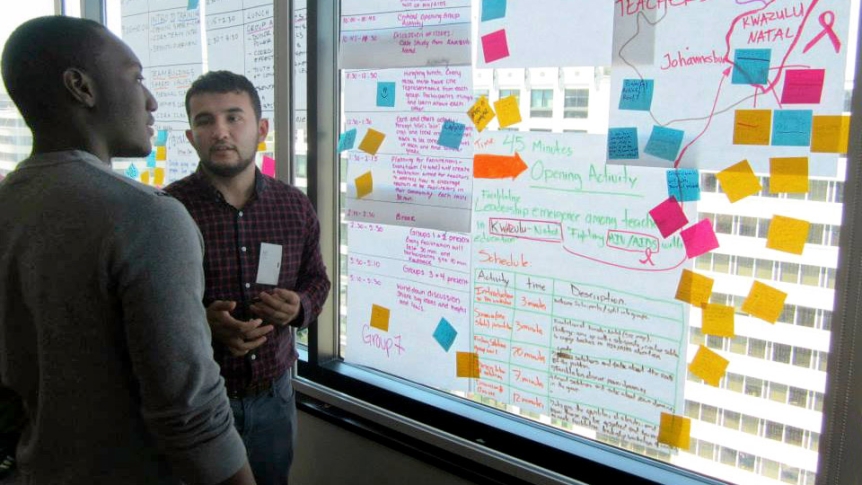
left=732, top=49, right=771, bottom=85
left=337, top=128, right=357, bottom=152
left=437, top=120, right=466, bottom=150
left=608, top=127, right=639, bottom=160
left=187, top=0, right=199, bottom=9
left=155, top=130, right=168, bottom=147
left=667, top=169, right=701, bottom=202
left=481, top=0, right=507, bottom=21
left=376, top=82, right=396, bottom=108
left=619, top=79, right=654, bottom=111
left=146, top=151, right=157, bottom=168
left=772, top=109, right=813, bottom=146
left=644, top=125, right=685, bottom=162
left=125, top=163, right=139, bottom=179
left=433, top=318, right=457, bottom=352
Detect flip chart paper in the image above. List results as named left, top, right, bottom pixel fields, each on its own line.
left=681, top=219, right=720, bottom=259
left=781, top=69, right=825, bottom=104
left=666, top=169, right=700, bottom=202
left=359, top=129, right=386, bottom=155
left=742, top=281, right=787, bottom=324
left=644, top=126, right=684, bottom=162
left=731, top=48, right=771, bottom=85
left=766, top=215, right=810, bottom=255
left=481, top=29, right=510, bottom=64
left=658, top=413, right=691, bottom=449
left=433, top=318, right=457, bottom=352
left=770, top=157, right=809, bottom=193
left=438, top=121, right=467, bottom=150
left=355, top=171, right=374, bottom=199
left=619, top=79, right=654, bottom=111
left=675, top=270, right=714, bottom=306
left=607, top=128, right=639, bottom=160
left=733, top=110, right=772, bottom=145
left=649, top=196, right=688, bottom=238
left=772, top=110, right=813, bottom=147
left=370, top=304, right=391, bottom=331
left=494, top=95, right=521, bottom=128
left=811, top=115, right=850, bottom=153
left=688, top=345, right=729, bottom=387
left=702, top=304, right=735, bottom=338
left=467, top=96, right=496, bottom=132
left=338, top=128, right=357, bottom=152
left=456, top=352, right=480, bottom=378
left=716, top=160, right=762, bottom=203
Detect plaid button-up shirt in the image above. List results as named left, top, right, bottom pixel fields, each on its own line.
left=166, top=168, right=331, bottom=393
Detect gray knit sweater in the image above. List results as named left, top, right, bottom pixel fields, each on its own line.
left=0, top=151, right=246, bottom=484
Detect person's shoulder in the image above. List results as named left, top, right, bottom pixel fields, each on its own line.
left=266, top=177, right=312, bottom=204
left=162, top=173, right=199, bottom=202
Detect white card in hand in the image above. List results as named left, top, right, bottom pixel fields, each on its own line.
left=255, top=242, right=282, bottom=286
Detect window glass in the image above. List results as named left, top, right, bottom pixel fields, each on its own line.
left=745, top=377, right=764, bottom=397
left=793, top=348, right=812, bottom=368
left=756, top=260, right=774, bottom=280
left=769, top=383, right=788, bottom=403
left=563, top=88, right=589, bottom=119
left=530, top=89, right=553, bottom=118
left=780, top=263, right=800, bottom=284
left=773, top=343, right=792, bottom=364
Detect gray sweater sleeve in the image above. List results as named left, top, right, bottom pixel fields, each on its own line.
left=110, top=194, right=247, bottom=485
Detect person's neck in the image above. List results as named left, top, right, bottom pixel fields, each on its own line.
left=32, top=130, right=110, bottom=164
left=202, top=165, right=257, bottom=210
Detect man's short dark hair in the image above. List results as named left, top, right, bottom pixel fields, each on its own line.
left=1, top=16, right=107, bottom=128
left=185, top=71, right=262, bottom=121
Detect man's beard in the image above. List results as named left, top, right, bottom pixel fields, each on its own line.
left=200, top=152, right=255, bottom=178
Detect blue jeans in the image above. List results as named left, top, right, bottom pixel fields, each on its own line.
left=229, top=372, right=296, bottom=485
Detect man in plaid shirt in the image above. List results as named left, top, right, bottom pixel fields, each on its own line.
left=166, top=71, right=331, bottom=485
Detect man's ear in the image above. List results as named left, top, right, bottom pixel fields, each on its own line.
left=185, top=129, right=195, bottom=146
left=62, top=68, right=96, bottom=108
left=258, top=118, right=269, bottom=143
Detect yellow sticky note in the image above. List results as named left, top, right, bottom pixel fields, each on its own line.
left=140, top=171, right=150, bottom=185
left=770, top=157, right=808, bottom=193
left=657, top=412, right=691, bottom=449
left=369, top=304, right=390, bottom=332
left=155, top=145, right=167, bottom=161
left=494, top=95, right=521, bottom=128
left=702, top=303, right=735, bottom=338
left=767, top=215, right=810, bottom=255
left=153, top=167, right=165, bottom=187
left=355, top=171, right=373, bottom=199
left=257, top=141, right=267, bottom=151
left=675, top=269, right=714, bottom=306
left=733, top=109, right=772, bottom=145
left=811, top=115, right=850, bottom=153
left=358, top=128, right=386, bottom=155
left=456, top=352, right=480, bottom=378
left=688, top=345, right=729, bottom=387
left=467, top=96, right=496, bottom=132
left=715, top=160, right=762, bottom=203
left=742, top=281, right=787, bottom=324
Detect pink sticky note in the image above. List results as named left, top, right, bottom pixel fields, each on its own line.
left=781, top=69, right=825, bottom=104
left=680, top=219, right=720, bottom=259
left=481, top=29, right=510, bottom=64
left=262, top=155, right=276, bottom=177
left=649, top=196, right=689, bottom=238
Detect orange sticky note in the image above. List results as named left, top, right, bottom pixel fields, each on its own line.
left=767, top=215, right=810, bottom=255
left=468, top=96, right=496, bottom=132
left=770, top=157, right=808, bottom=193
left=688, top=345, right=729, bottom=387
left=811, top=115, right=850, bottom=153
left=355, top=171, right=373, bottom=199
left=140, top=171, right=150, bottom=185
left=153, top=167, right=165, bottom=186
left=702, top=303, right=735, bottom=338
left=369, top=304, right=390, bottom=331
left=257, top=141, right=267, bottom=151
left=742, top=281, right=787, bottom=324
left=359, top=128, right=386, bottom=155
left=715, top=160, right=762, bottom=203
left=456, top=352, right=480, bottom=378
left=155, top=145, right=167, bottom=161
left=675, top=269, right=714, bottom=306
left=657, top=412, right=691, bottom=449
left=733, top=109, right=772, bottom=145
left=494, top=95, right=521, bottom=128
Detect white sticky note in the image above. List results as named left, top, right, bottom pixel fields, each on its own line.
left=255, top=242, right=282, bottom=286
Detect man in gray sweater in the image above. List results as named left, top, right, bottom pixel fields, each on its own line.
left=0, top=16, right=256, bottom=485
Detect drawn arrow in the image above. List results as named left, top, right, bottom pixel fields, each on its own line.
left=474, top=152, right=528, bottom=180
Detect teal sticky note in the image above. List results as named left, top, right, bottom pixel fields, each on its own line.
left=125, top=163, right=139, bottom=179
left=482, top=0, right=507, bottom=21
left=608, top=128, right=639, bottom=160
left=732, top=49, right=771, bottom=85
left=772, top=110, right=813, bottom=147
left=187, top=0, right=199, bottom=9
left=337, top=128, right=357, bottom=152
left=644, top=125, right=684, bottom=162
left=376, top=82, right=396, bottom=107
left=619, top=79, right=654, bottom=111
left=667, top=169, right=701, bottom=202
left=437, top=121, right=466, bottom=149
left=433, top=318, right=457, bottom=352
left=155, top=130, right=168, bottom=146
left=146, top=151, right=157, bottom=168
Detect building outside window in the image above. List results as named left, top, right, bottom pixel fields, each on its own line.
left=563, top=88, right=589, bottom=118
left=530, top=89, right=553, bottom=118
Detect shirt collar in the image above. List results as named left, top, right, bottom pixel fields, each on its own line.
left=190, top=164, right=270, bottom=205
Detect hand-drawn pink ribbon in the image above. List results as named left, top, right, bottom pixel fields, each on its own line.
left=803, top=11, right=841, bottom=54
left=639, top=248, right=656, bottom=266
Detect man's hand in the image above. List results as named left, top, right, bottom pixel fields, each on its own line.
left=206, top=300, right=274, bottom=356
left=250, top=289, right=301, bottom=327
